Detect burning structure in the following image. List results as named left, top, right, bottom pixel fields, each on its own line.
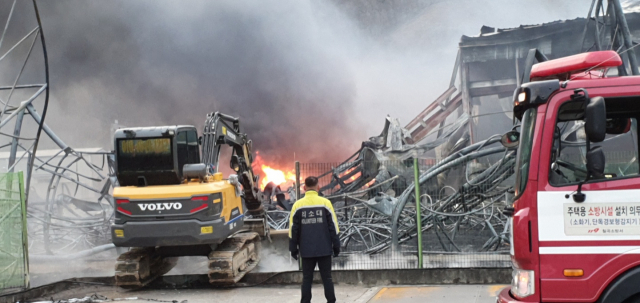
left=3, top=0, right=640, bottom=286
left=260, top=0, right=640, bottom=267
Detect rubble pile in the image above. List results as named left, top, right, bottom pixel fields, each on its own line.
left=262, top=115, right=514, bottom=255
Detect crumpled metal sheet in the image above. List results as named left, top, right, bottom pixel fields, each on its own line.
left=363, top=193, right=397, bottom=217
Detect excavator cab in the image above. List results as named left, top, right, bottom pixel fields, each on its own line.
left=115, top=126, right=200, bottom=187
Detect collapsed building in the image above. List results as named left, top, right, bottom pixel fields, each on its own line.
left=4, top=1, right=640, bottom=284
left=263, top=1, right=640, bottom=266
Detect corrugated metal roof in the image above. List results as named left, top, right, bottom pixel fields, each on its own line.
left=460, top=17, right=585, bottom=46
left=623, top=0, right=640, bottom=13
left=461, top=11, right=640, bottom=47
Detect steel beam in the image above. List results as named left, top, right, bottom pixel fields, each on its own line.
left=611, top=0, right=640, bottom=75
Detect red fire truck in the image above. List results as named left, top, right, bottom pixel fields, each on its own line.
left=497, top=50, right=640, bottom=303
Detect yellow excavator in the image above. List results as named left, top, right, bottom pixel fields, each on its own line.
left=111, top=112, right=267, bottom=287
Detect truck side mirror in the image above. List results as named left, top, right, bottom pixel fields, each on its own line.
left=585, top=96, right=606, bottom=143
left=572, top=96, right=607, bottom=203
left=586, top=146, right=605, bottom=179
left=500, top=130, right=520, bottom=149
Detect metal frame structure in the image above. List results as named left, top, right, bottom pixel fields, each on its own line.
left=1, top=0, right=48, bottom=194
left=580, top=0, right=640, bottom=76
left=267, top=1, right=640, bottom=268
left=2, top=0, right=638, bottom=271
left=1, top=1, right=116, bottom=256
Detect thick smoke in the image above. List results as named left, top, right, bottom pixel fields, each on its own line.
left=6, top=0, right=591, bottom=168
left=339, top=0, right=589, bottom=131
left=1, top=0, right=607, bottom=283
left=32, top=0, right=368, bottom=167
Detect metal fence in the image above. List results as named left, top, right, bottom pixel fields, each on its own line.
left=0, top=172, right=29, bottom=292
left=268, top=154, right=513, bottom=270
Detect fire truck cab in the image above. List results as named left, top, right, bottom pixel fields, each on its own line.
left=498, top=50, right=640, bottom=303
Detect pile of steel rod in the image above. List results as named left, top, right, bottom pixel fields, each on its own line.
left=266, top=136, right=515, bottom=256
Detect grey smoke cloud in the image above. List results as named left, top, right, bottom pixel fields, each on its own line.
left=33, top=0, right=367, bottom=167
left=4, top=0, right=594, bottom=168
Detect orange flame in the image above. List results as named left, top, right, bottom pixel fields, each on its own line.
left=365, top=178, right=376, bottom=188
left=260, top=165, right=296, bottom=189
left=342, top=167, right=361, bottom=183
left=252, top=151, right=297, bottom=190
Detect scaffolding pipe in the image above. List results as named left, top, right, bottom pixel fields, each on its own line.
left=594, top=0, right=604, bottom=50
left=295, top=161, right=301, bottom=200
left=611, top=0, right=640, bottom=75
left=413, top=157, right=423, bottom=268
left=8, top=109, right=25, bottom=172
left=391, top=143, right=506, bottom=249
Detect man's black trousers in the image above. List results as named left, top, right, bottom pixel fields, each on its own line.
left=301, top=256, right=335, bottom=303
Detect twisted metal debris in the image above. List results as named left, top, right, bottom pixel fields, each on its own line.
left=0, top=1, right=117, bottom=257
left=264, top=133, right=515, bottom=256
left=27, top=149, right=115, bottom=255
left=390, top=136, right=514, bottom=253
left=3, top=1, right=513, bottom=262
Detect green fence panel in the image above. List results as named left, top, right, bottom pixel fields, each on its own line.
left=0, top=172, right=29, bottom=292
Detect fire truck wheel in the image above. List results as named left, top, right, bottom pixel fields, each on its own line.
left=622, top=293, right=640, bottom=303
left=598, top=266, right=640, bottom=303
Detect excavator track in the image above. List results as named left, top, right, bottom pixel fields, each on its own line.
left=208, top=231, right=261, bottom=285
left=114, top=247, right=177, bottom=288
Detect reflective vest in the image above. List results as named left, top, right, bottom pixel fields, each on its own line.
left=288, top=190, right=340, bottom=258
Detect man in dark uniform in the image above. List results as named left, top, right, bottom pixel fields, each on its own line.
left=289, top=176, right=340, bottom=303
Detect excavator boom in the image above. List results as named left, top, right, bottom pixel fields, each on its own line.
left=201, top=112, right=264, bottom=216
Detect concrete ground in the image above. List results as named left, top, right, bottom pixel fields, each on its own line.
left=30, top=284, right=507, bottom=303
left=367, top=285, right=505, bottom=303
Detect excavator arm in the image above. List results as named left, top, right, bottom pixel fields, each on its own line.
left=201, top=112, right=264, bottom=216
